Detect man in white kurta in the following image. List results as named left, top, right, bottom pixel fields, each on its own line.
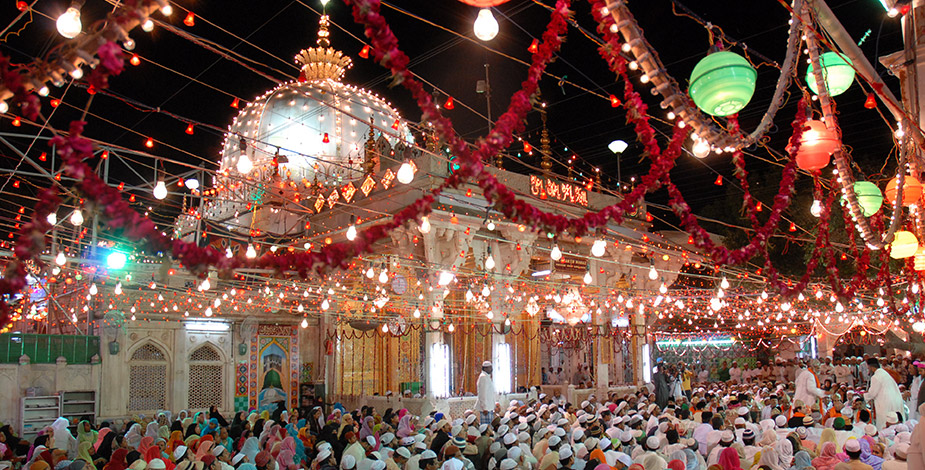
left=794, top=360, right=827, bottom=410
left=475, top=361, right=497, bottom=425
left=866, top=357, right=905, bottom=429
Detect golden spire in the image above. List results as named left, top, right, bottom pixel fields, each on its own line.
left=540, top=110, right=552, bottom=173
left=294, top=14, right=353, bottom=82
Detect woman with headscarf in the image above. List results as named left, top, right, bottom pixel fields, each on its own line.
left=358, top=418, right=377, bottom=444
left=682, top=449, right=702, bottom=470
left=184, top=423, right=200, bottom=440
left=166, top=432, right=184, bottom=454
left=77, top=422, right=98, bottom=449
left=788, top=450, right=812, bottom=470
left=240, top=438, right=260, bottom=464
left=717, top=448, right=741, bottom=470
left=138, top=437, right=154, bottom=456
left=77, top=442, right=98, bottom=470
left=775, top=440, right=793, bottom=470
left=194, top=441, right=214, bottom=462
left=857, top=439, right=883, bottom=470
left=642, top=453, right=667, bottom=470
left=751, top=447, right=782, bottom=470
left=104, top=449, right=129, bottom=470
left=757, top=430, right=776, bottom=449
left=810, top=442, right=841, bottom=470
left=200, top=420, right=219, bottom=438
left=396, top=416, right=414, bottom=440
left=93, top=431, right=116, bottom=462
left=666, top=461, right=684, bottom=470
left=51, top=418, right=78, bottom=457
left=126, top=425, right=144, bottom=450
left=146, top=423, right=160, bottom=441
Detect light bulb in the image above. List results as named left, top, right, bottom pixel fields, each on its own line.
left=153, top=180, right=168, bottom=199
left=89, top=283, right=98, bottom=296
left=810, top=199, right=823, bottom=217
left=419, top=216, right=431, bottom=234
left=413, top=308, right=421, bottom=318
left=692, top=138, right=711, bottom=158
left=200, top=278, right=211, bottom=291
left=485, top=254, right=495, bottom=270
left=141, top=19, right=154, bottom=32
left=236, top=155, right=253, bottom=174
left=583, top=271, right=593, bottom=284
left=161, top=4, right=173, bottom=15
left=397, top=161, right=414, bottom=184
left=648, top=265, right=658, bottom=280
left=482, top=285, right=491, bottom=297
left=447, top=323, right=455, bottom=332
left=835, top=302, right=844, bottom=313
left=321, top=299, right=329, bottom=310
left=0, top=101, right=8, bottom=114
left=46, top=213, right=57, bottom=225
left=720, top=277, right=730, bottom=290
left=366, top=267, right=375, bottom=279
left=56, top=6, right=82, bottom=39
left=486, top=221, right=495, bottom=231
left=346, top=224, right=357, bottom=241
left=185, top=178, right=200, bottom=190
left=591, top=239, right=606, bottom=257
left=378, top=270, right=389, bottom=284
left=659, top=283, right=667, bottom=294
left=438, top=271, right=455, bottom=286
left=781, top=302, right=791, bottom=312
left=550, top=245, right=562, bottom=261
left=473, top=8, right=499, bottom=41
left=245, top=244, right=257, bottom=259
left=114, top=283, right=122, bottom=295
left=69, top=67, right=83, bottom=79
left=204, top=307, right=213, bottom=317
left=301, top=318, right=308, bottom=328
left=69, top=209, right=84, bottom=226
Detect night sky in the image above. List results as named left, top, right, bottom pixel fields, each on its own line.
left=0, top=0, right=906, bottom=239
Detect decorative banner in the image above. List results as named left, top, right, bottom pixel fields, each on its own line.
left=249, top=324, right=299, bottom=413
left=529, top=175, right=589, bottom=206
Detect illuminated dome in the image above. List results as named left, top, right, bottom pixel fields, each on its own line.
left=182, top=14, right=414, bottom=239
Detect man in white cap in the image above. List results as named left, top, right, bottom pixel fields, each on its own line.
left=866, top=357, right=905, bottom=429
left=835, top=439, right=869, bottom=470
left=476, top=360, right=497, bottom=426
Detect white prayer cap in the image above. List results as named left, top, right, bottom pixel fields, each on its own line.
left=316, top=448, right=332, bottom=462
left=503, top=433, right=517, bottom=446
left=507, top=447, right=521, bottom=460
left=483, top=361, right=492, bottom=367
left=366, top=436, right=377, bottom=446
left=645, top=436, right=661, bottom=451
left=396, top=448, right=412, bottom=459
left=864, top=424, right=877, bottom=436
left=421, top=450, right=437, bottom=460
left=548, top=435, right=562, bottom=447
left=499, top=459, right=517, bottom=470
left=599, top=438, right=611, bottom=450
left=341, top=455, right=357, bottom=470
left=775, top=415, right=787, bottom=427
left=558, top=446, right=573, bottom=460
left=844, top=439, right=861, bottom=452
left=380, top=433, right=395, bottom=445
left=371, top=461, right=386, bottom=470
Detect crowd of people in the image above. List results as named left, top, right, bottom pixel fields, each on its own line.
left=1, top=356, right=923, bottom=470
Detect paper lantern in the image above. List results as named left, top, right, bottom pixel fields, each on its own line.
left=885, top=175, right=923, bottom=206
left=689, top=51, right=757, bottom=117
left=806, top=52, right=855, bottom=97
left=889, top=230, right=919, bottom=259
left=843, top=181, right=883, bottom=217
left=787, top=120, right=839, bottom=171
left=459, top=0, right=510, bottom=5
left=914, top=247, right=925, bottom=271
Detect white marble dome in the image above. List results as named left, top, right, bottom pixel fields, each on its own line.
left=219, top=78, right=413, bottom=184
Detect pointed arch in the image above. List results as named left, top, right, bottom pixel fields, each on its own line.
left=188, top=341, right=225, bottom=410
left=128, top=340, right=169, bottom=412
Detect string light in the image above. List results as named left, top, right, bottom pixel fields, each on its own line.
left=245, top=244, right=257, bottom=259
left=153, top=180, right=168, bottom=200
left=56, top=2, right=82, bottom=39
left=69, top=209, right=84, bottom=226
left=236, top=155, right=253, bottom=174
left=473, top=8, right=499, bottom=41
left=346, top=222, right=357, bottom=241
left=591, top=239, right=607, bottom=257
left=397, top=161, right=414, bottom=184
left=419, top=216, right=431, bottom=234
left=550, top=245, right=562, bottom=261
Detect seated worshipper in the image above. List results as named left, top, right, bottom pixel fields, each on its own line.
left=834, top=439, right=873, bottom=470
left=882, top=442, right=908, bottom=470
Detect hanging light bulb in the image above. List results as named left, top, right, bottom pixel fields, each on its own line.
left=204, top=307, right=213, bottom=317
left=486, top=220, right=495, bottom=231
left=365, top=267, right=375, bottom=279
left=413, top=308, right=421, bottom=318
left=346, top=223, right=357, bottom=241
left=583, top=271, right=593, bottom=284
left=835, top=301, right=844, bottom=313
left=56, top=3, right=82, bottom=39
left=482, top=285, right=491, bottom=297
left=397, top=161, right=414, bottom=184
left=648, top=264, right=658, bottom=280
left=447, top=323, right=455, bottom=333
left=300, top=318, right=308, bottom=328
left=245, top=244, right=257, bottom=259
left=485, top=251, right=495, bottom=270
left=720, top=277, right=730, bottom=289
left=237, top=155, right=253, bottom=174
left=473, top=8, right=499, bottom=41
left=114, top=282, right=123, bottom=295
left=46, top=213, right=57, bottom=225
left=438, top=271, right=455, bottom=286
left=811, top=199, right=822, bottom=217
left=141, top=19, right=154, bottom=32
left=419, top=216, right=431, bottom=234
left=378, top=269, right=389, bottom=284
left=550, top=244, right=562, bottom=261
left=659, top=283, right=668, bottom=294
left=89, top=283, right=98, bottom=296
left=591, top=239, right=607, bottom=257
left=55, top=252, right=67, bottom=266
left=199, top=278, right=211, bottom=291
left=153, top=180, right=168, bottom=200
left=69, top=209, right=84, bottom=226
left=691, top=137, right=711, bottom=159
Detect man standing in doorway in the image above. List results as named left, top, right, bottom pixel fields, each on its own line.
left=476, top=361, right=497, bottom=426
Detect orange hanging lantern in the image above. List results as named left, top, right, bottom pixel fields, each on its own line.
left=458, top=0, right=511, bottom=6
left=359, top=45, right=370, bottom=59
left=444, top=96, right=455, bottom=110
left=185, top=123, right=195, bottom=135
left=184, top=12, right=196, bottom=27
left=230, top=97, right=239, bottom=108
left=885, top=175, right=924, bottom=206
left=609, top=95, right=621, bottom=107
left=528, top=39, right=539, bottom=54
left=864, top=93, right=877, bottom=109
left=129, top=54, right=141, bottom=66
left=714, top=175, right=723, bottom=186
left=322, top=133, right=330, bottom=144
left=786, top=120, right=839, bottom=171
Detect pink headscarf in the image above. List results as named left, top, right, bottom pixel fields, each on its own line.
left=717, top=448, right=742, bottom=470
left=811, top=442, right=843, bottom=470
left=396, top=416, right=414, bottom=438
left=94, top=429, right=112, bottom=452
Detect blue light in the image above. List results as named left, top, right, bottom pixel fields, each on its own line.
left=106, top=252, right=127, bottom=270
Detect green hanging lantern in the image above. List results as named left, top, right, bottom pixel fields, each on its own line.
left=806, top=52, right=855, bottom=97
left=842, top=181, right=882, bottom=217
left=688, top=51, right=757, bottom=117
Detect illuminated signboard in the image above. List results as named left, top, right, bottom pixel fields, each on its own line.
left=529, top=174, right=589, bottom=206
